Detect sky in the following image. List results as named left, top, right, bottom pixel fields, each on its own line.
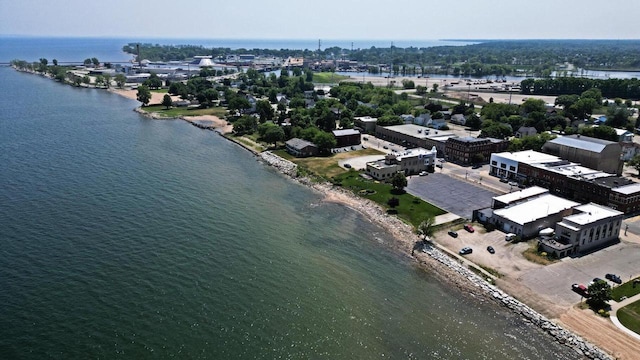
left=1, top=0, right=639, bottom=40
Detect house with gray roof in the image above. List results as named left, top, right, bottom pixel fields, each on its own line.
left=285, top=138, right=318, bottom=157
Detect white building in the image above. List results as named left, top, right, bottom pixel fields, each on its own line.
left=540, top=203, right=623, bottom=258
left=490, top=194, right=580, bottom=238
left=489, top=150, right=562, bottom=180
left=366, top=147, right=436, bottom=180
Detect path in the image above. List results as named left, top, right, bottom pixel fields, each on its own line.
left=610, top=293, right=640, bottom=341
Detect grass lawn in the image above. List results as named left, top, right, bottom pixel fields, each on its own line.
left=611, top=277, right=640, bottom=301
left=271, top=148, right=443, bottom=228
left=617, top=299, right=640, bottom=335
left=333, top=171, right=445, bottom=228
left=141, top=105, right=226, bottom=118
left=313, top=72, right=349, bottom=83
left=287, top=148, right=383, bottom=179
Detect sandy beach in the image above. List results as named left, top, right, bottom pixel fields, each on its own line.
left=109, top=88, right=233, bottom=133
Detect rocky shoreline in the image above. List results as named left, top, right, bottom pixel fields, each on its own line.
left=257, top=150, right=612, bottom=360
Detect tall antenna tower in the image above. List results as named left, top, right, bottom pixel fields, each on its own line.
left=318, top=39, right=322, bottom=53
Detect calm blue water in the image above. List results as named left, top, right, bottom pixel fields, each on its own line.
left=0, top=36, right=475, bottom=64
left=0, top=42, right=580, bottom=359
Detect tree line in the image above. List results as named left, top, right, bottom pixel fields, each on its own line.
left=521, top=77, right=640, bottom=100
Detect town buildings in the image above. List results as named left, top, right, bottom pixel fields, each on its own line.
left=490, top=150, right=640, bottom=214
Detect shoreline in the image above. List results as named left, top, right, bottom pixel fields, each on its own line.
left=257, top=152, right=612, bottom=359
left=14, top=67, right=615, bottom=359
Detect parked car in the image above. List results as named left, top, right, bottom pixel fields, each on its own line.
left=344, top=163, right=352, bottom=169
left=508, top=181, right=518, bottom=187
left=464, top=224, right=475, bottom=233
left=448, top=231, right=458, bottom=238
left=499, top=177, right=508, bottom=183
left=487, top=246, right=495, bottom=254
left=459, top=247, right=473, bottom=255
left=383, top=145, right=388, bottom=149
left=419, top=171, right=428, bottom=176
left=472, top=164, right=481, bottom=169
left=605, top=273, right=622, bottom=284
left=571, top=283, right=590, bottom=297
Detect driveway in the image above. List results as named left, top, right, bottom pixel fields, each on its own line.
left=406, top=173, right=499, bottom=219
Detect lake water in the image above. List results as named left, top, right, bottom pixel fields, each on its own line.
left=0, top=40, right=581, bottom=359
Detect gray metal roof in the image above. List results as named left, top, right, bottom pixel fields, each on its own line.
left=547, top=135, right=613, bottom=153
left=332, top=129, right=360, bottom=137
left=286, top=138, right=316, bottom=149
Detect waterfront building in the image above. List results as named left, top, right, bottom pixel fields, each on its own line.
left=366, top=147, right=436, bottom=180
left=285, top=138, right=318, bottom=157
left=540, top=203, right=623, bottom=258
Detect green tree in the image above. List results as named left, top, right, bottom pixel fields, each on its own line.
left=162, top=94, right=173, bottom=109
left=586, top=280, right=612, bottom=309
left=387, top=197, right=400, bottom=212
left=263, top=125, right=285, bottom=148
left=114, top=74, right=127, bottom=88
left=52, top=59, right=58, bottom=66
left=136, top=85, right=151, bottom=106
left=391, top=172, right=407, bottom=192
left=606, top=106, right=630, bottom=128
left=83, top=58, right=92, bottom=66
left=103, top=73, right=111, bottom=88
left=628, top=154, right=640, bottom=176
left=256, top=100, right=274, bottom=123
left=143, top=73, right=162, bottom=89
left=418, top=215, right=435, bottom=241
left=312, top=131, right=337, bottom=155
left=91, top=57, right=100, bottom=67
left=466, top=113, right=482, bottom=130
left=233, top=115, right=258, bottom=135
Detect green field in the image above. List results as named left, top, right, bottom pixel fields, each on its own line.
left=333, top=171, right=445, bottom=228
left=611, top=277, right=640, bottom=301
left=617, top=299, right=640, bottom=335
left=313, top=72, right=349, bottom=84
left=140, top=105, right=226, bottom=118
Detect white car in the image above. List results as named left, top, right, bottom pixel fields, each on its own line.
left=419, top=171, right=428, bottom=176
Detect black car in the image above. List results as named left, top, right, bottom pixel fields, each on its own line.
left=448, top=231, right=458, bottom=238
left=499, top=177, right=508, bottom=183
left=606, top=273, right=623, bottom=284
left=459, top=247, right=472, bottom=255
left=487, top=246, right=495, bottom=254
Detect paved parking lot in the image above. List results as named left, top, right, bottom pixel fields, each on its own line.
left=406, top=173, right=499, bottom=219
left=519, top=241, right=640, bottom=306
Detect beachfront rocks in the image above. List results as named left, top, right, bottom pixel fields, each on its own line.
left=259, top=151, right=612, bottom=360
left=259, top=151, right=297, bottom=177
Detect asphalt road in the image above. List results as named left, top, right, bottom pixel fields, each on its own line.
left=406, top=173, right=499, bottom=219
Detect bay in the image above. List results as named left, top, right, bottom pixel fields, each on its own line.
left=0, top=57, right=578, bottom=358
